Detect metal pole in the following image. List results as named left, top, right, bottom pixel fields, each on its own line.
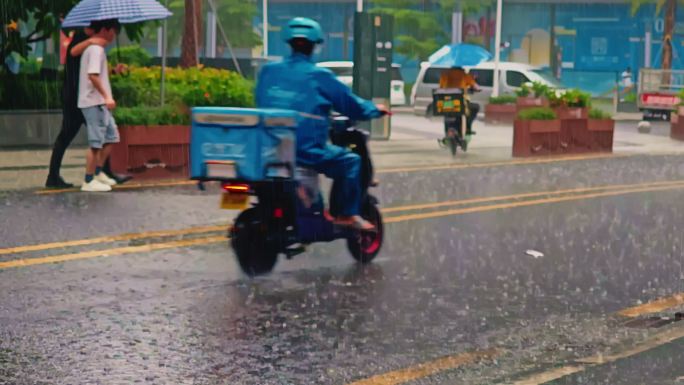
left=206, top=0, right=242, bottom=76
left=357, top=0, right=363, bottom=13
left=492, top=0, right=503, bottom=97
left=263, top=0, right=269, bottom=57
left=160, top=0, right=168, bottom=107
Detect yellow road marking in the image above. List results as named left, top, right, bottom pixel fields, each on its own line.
left=511, top=325, right=684, bottom=385
left=511, top=366, right=586, bottom=385
left=35, top=179, right=196, bottom=195
left=0, top=236, right=226, bottom=270
left=0, top=225, right=226, bottom=256
left=14, top=180, right=684, bottom=257
left=617, top=293, right=684, bottom=318
left=376, top=153, right=627, bottom=174
left=346, top=349, right=499, bottom=385
left=381, top=180, right=684, bottom=214
left=384, top=182, right=684, bottom=223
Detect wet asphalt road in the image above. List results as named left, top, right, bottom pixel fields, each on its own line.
left=2, top=151, right=684, bottom=384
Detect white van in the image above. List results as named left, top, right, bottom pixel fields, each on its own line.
left=410, top=61, right=562, bottom=116
left=317, top=61, right=407, bottom=106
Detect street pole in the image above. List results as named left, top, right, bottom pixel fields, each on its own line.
left=452, top=1, right=463, bottom=44
left=357, top=0, right=363, bottom=13
left=492, top=0, right=503, bottom=97
left=160, top=0, right=168, bottom=106
left=263, top=0, right=269, bottom=58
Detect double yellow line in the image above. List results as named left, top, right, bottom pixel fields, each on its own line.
left=6, top=178, right=684, bottom=271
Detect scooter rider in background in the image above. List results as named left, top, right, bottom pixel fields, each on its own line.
left=255, top=17, right=389, bottom=231
left=438, top=66, right=480, bottom=148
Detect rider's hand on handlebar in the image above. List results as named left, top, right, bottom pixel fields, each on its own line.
left=376, top=104, right=392, bottom=116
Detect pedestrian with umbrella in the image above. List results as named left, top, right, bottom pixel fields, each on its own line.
left=48, top=0, right=171, bottom=190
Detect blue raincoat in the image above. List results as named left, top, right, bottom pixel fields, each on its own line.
left=255, top=53, right=382, bottom=216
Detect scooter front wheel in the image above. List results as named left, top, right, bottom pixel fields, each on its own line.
left=231, top=208, right=279, bottom=277
left=347, top=204, right=384, bottom=264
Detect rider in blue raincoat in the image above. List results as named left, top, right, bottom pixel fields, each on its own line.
left=255, top=17, right=387, bottom=231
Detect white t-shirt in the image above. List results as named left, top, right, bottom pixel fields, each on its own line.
left=78, top=45, right=112, bottom=108
left=621, top=71, right=633, bottom=88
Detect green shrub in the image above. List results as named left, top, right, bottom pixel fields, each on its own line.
left=561, top=88, right=591, bottom=108
left=489, top=95, right=516, bottom=105
left=589, top=108, right=612, bottom=120
left=515, top=83, right=531, bottom=97
left=111, top=66, right=254, bottom=109
left=623, top=92, right=637, bottom=103
left=679, top=89, right=684, bottom=105
left=517, top=107, right=557, bottom=120
left=113, top=106, right=190, bottom=126
left=515, top=81, right=550, bottom=98
left=109, top=45, right=153, bottom=67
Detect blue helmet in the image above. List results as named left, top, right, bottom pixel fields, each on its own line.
left=282, top=17, right=324, bottom=44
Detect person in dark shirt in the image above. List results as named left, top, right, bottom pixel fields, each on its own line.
left=46, top=28, right=131, bottom=188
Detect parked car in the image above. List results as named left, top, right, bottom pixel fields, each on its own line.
left=410, top=61, right=563, bottom=116
left=317, top=61, right=407, bottom=106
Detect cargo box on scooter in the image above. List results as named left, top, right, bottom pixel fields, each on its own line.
left=432, top=88, right=465, bottom=116
left=190, top=107, right=298, bottom=181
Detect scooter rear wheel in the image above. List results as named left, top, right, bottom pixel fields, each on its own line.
left=231, top=208, right=279, bottom=277
left=347, top=204, right=384, bottom=264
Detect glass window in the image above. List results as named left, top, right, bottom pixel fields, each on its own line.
left=423, top=68, right=446, bottom=84
left=327, top=66, right=354, bottom=77
left=506, top=71, right=530, bottom=87
left=469, top=69, right=493, bottom=87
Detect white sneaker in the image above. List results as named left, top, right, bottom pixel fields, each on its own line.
left=81, top=179, right=112, bottom=192
left=95, top=172, right=117, bottom=186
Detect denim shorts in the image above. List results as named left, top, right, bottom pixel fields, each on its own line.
left=81, top=105, right=120, bottom=149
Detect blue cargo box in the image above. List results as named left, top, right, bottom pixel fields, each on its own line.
left=190, top=107, right=298, bottom=181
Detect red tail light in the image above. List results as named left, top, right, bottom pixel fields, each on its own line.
left=273, top=208, right=284, bottom=218
left=222, top=183, right=250, bottom=193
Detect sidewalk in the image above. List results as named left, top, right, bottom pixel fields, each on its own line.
left=0, top=115, right=681, bottom=192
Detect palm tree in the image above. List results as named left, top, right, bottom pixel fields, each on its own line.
left=631, top=0, right=679, bottom=70
left=180, top=0, right=202, bottom=68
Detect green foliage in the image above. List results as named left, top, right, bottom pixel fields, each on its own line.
left=678, top=88, right=684, bottom=105
left=1, top=0, right=146, bottom=66
left=113, top=106, right=190, bottom=126
left=623, top=92, right=637, bottom=103
left=515, top=81, right=550, bottom=98
left=0, top=74, right=62, bottom=109
left=589, top=108, right=612, bottom=120
left=561, top=88, right=591, bottom=108
left=110, top=66, right=254, bottom=113
left=517, top=107, right=557, bottom=121
left=489, top=95, right=517, bottom=105
left=109, top=45, right=152, bottom=67
left=371, top=0, right=494, bottom=61
left=145, top=0, right=261, bottom=53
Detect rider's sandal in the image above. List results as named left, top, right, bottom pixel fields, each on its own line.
left=334, top=217, right=377, bottom=232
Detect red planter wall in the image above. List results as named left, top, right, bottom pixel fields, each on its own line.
left=110, top=125, right=191, bottom=180
left=513, top=119, right=561, bottom=157
left=672, top=115, right=684, bottom=141
left=587, top=119, right=615, bottom=152
left=485, top=103, right=517, bottom=125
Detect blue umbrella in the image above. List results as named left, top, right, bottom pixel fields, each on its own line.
left=428, top=43, right=493, bottom=67
left=62, top=0, right=172, bottom=28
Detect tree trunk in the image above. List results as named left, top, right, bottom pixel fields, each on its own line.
left=180, top=0, right=202, bottom=68
left=662, top=0, right=675, bottom=71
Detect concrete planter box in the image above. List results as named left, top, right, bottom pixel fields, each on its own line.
left=0, top=109, right=88, bottom=147
left=485, top=103, right=517, bottom=125
left=554, top=107, right=588, bottom=120
left=671, top=116, right=684, bottom=141
left=516, top=97, right=549, bottom=111
left=513, top=119, right=561, bottom=157
left=110, top=125, right=191, bottom=180
left=587, top=119, right=615, bottom=152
